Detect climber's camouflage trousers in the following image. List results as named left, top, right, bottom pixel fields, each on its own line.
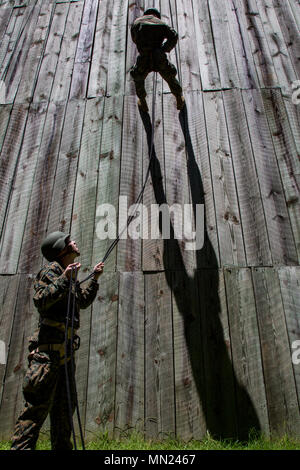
left=130, top=48, right=182, bottom=99
left=11, top=350, right=76, bottom=450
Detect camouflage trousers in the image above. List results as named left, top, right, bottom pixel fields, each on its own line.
left=130, top=48, right=182, bottom=99
left=11, top=350, right=77, bottom=450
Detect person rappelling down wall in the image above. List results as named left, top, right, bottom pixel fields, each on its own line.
left=11, top=232, right=104, bottom=450
left=130, top=8, right=185, bottom=113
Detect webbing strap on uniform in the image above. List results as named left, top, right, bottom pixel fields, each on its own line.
left=79, top=71, right=159, bottom=286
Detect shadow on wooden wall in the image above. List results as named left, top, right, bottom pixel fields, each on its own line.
left=140, top=103, right=260, bottom=439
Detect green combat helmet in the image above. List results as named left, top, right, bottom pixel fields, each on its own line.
left=144, top=8, right=161, bottom=19
left=41, top=231, right=70, bottom=262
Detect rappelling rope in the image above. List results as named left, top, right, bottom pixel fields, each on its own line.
left=79, top=71, right=158, bottom=286
left=65, top=265, right=85, bottom=450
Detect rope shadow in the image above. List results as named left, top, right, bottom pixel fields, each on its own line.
left=139, top=101, right=261, bottom=440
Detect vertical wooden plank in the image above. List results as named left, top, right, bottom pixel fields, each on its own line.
left=0, top=104, right=12, bottom=155
left=32, top=2, right=70, bottom=103
left=225, top=0, right=259, bottom=89
left=204, top=91, right=246, bottom=267
left=0, top=103, right=29, bottom=236
left=288, top=0, right=300, bottom=31
left=0, top=275, right=20, bottom=405
left=0, top=102, right=48, bottom=274
left=106, top=0, right=128, bottom=97
left=262, top=89, right=300, bottom=262
left=163, top=93, right=196, bottom=273
left=243, top=89, right=298, bottom=265
left=0, top=275, right=37, bottom=441
left=252, top=267, right=300, bottom=436
left=238, top=0, right=278, bottom=88
left=15, top=2, right=54, bottom=104
left=184, top=91, right=219, bottom=268
left=0, top=7, right=30, bottom=87
left=172, top=270, right=206, bottom=441
left=114, top=272, right=144, bottom=436
left=175, top=0, right=201, bottom=92
left=85, top=272, right=119, bottom=438
left=69, top=0, right=98, bottom=100
left=223, top=89, right=272, bottom=266
left=92, top=95, right=124, bottom=272
left=256, top=0, right=297, bottom=95
left=191, top=0, right=220, bottom=91
left=71, top=97, right=105, bottom=273
left=199, top=269, right=237, bottom=438
left=5, top=2, right=42, bottom=104
left=87, top=0, right=113, bottom=98
left=225, top=267, right=269, bottom=438
left=47, top=99, right=86, bottom=234
left=116, top=95, right=143, bottom=272
left=145, top=272, right=175, bottom=439
left=278, top=267, right=300, bottom=406
left=0, top=8, right=14, bottom=70
left=272, top=0, right=300, bottom=79
left=141, top=94, right=165, bottom=272
left=50, top=1, right=84, bottom=103
left=208, top=0, right=240, bottom=89
left=18, top=102, right=67, bottom=274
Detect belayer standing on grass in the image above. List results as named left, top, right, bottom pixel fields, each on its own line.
left=130, top=8, right=185, bottom=112
left=11, top=232, right=104, bottom=450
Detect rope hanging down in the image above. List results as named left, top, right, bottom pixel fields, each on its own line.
left=65, top=265, right=85, bottom=450
left=79, top=72, right=159, bottom=286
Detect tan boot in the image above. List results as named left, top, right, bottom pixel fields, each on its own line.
left=176, top=95, right=185, bottom=110
left=138, top=97, right=149, bottom=113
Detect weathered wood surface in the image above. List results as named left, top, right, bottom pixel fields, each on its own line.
left=0, top=0, right=299, bottom=442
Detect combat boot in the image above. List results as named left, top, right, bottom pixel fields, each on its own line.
left=138, top=97, right=149, bottom=113
left=176, top=95, right=185, bottom=110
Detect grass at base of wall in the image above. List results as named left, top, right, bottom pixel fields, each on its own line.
left=1, top=431, right=300, bottom=450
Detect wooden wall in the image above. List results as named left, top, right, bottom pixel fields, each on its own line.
left=0, top=0, right=299, bottom=441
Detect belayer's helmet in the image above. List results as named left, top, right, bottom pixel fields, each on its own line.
left=41, top=231, right=70, bottom=262
left=144, top=8, right=161, bottom=19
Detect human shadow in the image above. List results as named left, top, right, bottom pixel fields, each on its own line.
left=139, top=102, right=261, bottom=440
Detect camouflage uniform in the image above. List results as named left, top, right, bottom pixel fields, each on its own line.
left=11, top=261, right=99, bottom=450
left=130, top=14, right=182, bottom=100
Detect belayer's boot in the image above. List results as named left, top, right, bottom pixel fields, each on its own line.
left=138, top=97, right=149, bottom=113
left=176, top=95, right=185, bottom=111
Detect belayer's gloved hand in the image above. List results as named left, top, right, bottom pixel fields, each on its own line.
left=93, top=262, right=104, bottom=281
left=64, top=262, right=81, bottom=279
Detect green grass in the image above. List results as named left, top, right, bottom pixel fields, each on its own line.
left=1, top=431, right=300, bottom=451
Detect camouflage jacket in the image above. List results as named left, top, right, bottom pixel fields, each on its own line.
left=131, top=14, right=178, bottom=54
left=32, top=261, right=99, bottom=346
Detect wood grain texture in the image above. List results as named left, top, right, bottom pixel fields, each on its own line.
left=172, top=270, right=206, bottom=440
left=192, top=0, right=220, bottom=90
left=262, top=89, right=300, bottom=262
left=71, top=97, right=105, bottom=274
left=145, top=272, right=175, bottom=439
left=225, top=267, right=270, bottom=438
left=204, top=91, right=246, bottom=267
left=116, top=95, right=143, bottom=272
left=278, top=267, right=300, bottom=407
left=92, top=94, right=124, bottom=272
left=208, top=0, right=240, bottom=89
left=242, top=88, right=298, bottom=265
left=223, top=89, right=272, bottom=266
left=0, top=275, right=20, bottom=406
left=18, top=102, right=67, bottom=274
left=0, top=102, right=48, bottom=274
left=0, top=275, right=37, bottom=441
left=85, top=272, right=119, bottom=437
left=114, top=272, right=144, bottom=436
left=252, top=267, right=300, bottom=436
